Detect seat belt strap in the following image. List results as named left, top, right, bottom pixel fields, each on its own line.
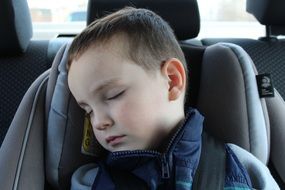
left=110, top=132, right=226, bottom=190
left=192, top=132, right=226, bottom=190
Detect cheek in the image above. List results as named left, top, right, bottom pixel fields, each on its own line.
left=93, top=130, right=106, bottom=146
left=115, top=97, right=163, bottom=132
left=115, top=100, right=138, bottom=127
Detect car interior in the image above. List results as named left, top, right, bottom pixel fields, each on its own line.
left=200, top=0, right=285, bottom=187
left=0, top=0, right=284, bottom=189
left=0, top=0, right=72, bottom=146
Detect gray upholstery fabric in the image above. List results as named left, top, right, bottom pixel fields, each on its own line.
left=0, top=0, right=69, bottom=147
left=266, top=90, right=285, bottom=182
left=228, top=144, right=280, bottom=190
left=0, top=44, right=92, bottom=190
left=201, top=38, right=285, bottom=102
left=0, top=70, right=49, bottom=190
left=0, top=0, right=32, bottom=55
left=46, top=44, right=72, bottom=189
left=87, top=0, right=200, bottom=40
left=47, top=37, right=73, bottom=65
left=45, top=44, right=68, bottom=120
left=197, top=43, right=269, bottom=164
left=201, top=37, right=285, bottom=187
left=0, top=40, right=50, bottom=146
left=46, top=44, right=93, bottom=189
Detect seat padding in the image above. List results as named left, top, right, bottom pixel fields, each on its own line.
left=266, top=90, right=285, bottom=182
left=197, top=43, right=269, bottom=164
left=0, top=70, right=49, bottom=190
left=45, top=44, right=94, bottom=189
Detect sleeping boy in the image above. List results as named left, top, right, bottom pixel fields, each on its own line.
left=67, top=7, right=279, bottom=190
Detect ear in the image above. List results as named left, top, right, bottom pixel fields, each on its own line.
left=161, top=58, right=186, bottom=101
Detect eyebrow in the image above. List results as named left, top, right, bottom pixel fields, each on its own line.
left=77, top=78, right=122, bottom=107
left=89, top=78, right=122, bottom=95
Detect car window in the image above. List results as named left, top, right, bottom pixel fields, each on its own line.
left=28, top=0, right=264, bottom=40
left=28, top=0, right=87, bottom=39
left=198, top=0, right=264, bottom=39
left=67, top=11, right=87, bottom=22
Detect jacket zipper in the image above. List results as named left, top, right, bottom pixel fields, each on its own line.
left=109, top=109, right=194, bottom=180
left=159, top=110, right=193, bottom=179
left=164, top=110, right=193, bottom=153
left=110, top=149, right=161, bottom=157
left=161, top=154, right=170, bottom=179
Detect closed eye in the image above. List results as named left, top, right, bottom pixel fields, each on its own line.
left=107, top=90, right=125, bottom=100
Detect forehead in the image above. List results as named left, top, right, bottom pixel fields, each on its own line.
left=69, top=46, right=127, bottom=82
left=91, top=33, right=131, bottom=60
left=71, top=35, right=130, bottom=70
left=68, top=38, right=150, bottom=85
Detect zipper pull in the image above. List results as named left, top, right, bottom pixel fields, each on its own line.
left=161, top=154, right=170, bottom=179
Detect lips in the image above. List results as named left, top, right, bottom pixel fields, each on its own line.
left=106, top=135, right=126, bottom=145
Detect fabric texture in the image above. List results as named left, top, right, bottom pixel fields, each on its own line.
left=45, top=43, right=94, bottom=189
left=0, top=40, right=50, bottom=146
left=71, top=109, right=261, bottom=190
left=202, top=39, right=285, bottom=102
left=71, top=164, right=98, bottom=190
left=197, top=42, right=269, bottom=164
left=0, top=70, right=49, bottom=190
left=266, top=90, right=285, bottom=183
left=228, top=144, right=280, bottom=190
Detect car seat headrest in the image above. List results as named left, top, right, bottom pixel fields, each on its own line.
left=246, top=0, right=285, bottom=35
left=86, top=0, right=200, bottom=40
left=0, top=0, right=33, bottom=55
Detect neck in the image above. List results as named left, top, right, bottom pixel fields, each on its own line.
left=155, top=117, right=185, bottom=153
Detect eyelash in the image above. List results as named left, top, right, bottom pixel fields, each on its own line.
left=84, top=90, right=125, bottom=116
left=107, top=90, right=125, bottom=100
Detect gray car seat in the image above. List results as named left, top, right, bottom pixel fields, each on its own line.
left=201, top=0, right=285, bottom=187
left=0, top=0, right=50, bottom=146
left=0, top=0, right=72, bottom=146
left=0, top=0, right=272, bottom=189
left=202, top=0, right=285, bottom=100
left=245, top=5, right=285, bottom=186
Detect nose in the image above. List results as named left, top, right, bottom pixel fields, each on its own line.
left=91, top=112, right=113, bottom=131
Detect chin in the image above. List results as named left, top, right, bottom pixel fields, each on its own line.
left=110, top=146, right=144, bottom=152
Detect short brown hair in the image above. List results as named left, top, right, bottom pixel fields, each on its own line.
left=68, top=7, right=187, bottom=76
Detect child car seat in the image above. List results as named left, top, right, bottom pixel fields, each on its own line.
left=0, top=0, right=275, bottom=189
left=199, top=0, right=285, bottom=186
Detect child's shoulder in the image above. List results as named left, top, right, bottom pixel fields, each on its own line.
left=226, top=143, right=280, bottom=190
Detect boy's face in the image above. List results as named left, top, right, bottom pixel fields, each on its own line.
left=68, top=37, right=184, bottom=152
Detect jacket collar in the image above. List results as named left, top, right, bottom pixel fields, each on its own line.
left=94, top=108, right=204, bottom=189
left=104, top=108, right=204, bottom=169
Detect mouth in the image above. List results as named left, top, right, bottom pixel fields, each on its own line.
left=106, top=135, right=126, bottom=146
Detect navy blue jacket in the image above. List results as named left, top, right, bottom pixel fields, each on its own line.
left=91, top=109, right=252, bottom=189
